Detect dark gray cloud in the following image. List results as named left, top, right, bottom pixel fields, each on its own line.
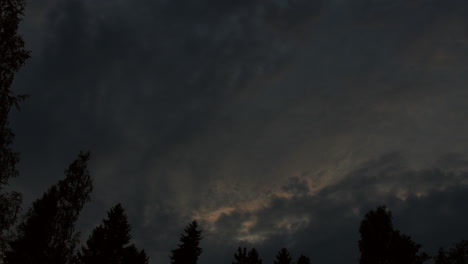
left=8, top=0, right=468, bottom=263
left=206, top=153, right=468, bottom=263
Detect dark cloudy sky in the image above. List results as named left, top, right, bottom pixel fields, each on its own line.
left=9, top=0, right=468, bottom=263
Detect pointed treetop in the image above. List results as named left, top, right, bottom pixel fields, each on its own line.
left=232, top=247, right=263, bottom=264
left=275, top=248, right=292, bottom=264
left=233, top=247, right=248, bottom=264
left=296, top=255, right=310, bottom=264
left=79, top=203, right=148, bottom=264
left=170, top=220, right=203, bottom=264
left=247, top=248, right=262, bottom=264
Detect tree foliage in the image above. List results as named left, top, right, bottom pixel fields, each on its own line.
left=0, top=189, right=21, bottom=256
left=0, top=0, right=29, bottom=189
left=0, top=0, right=30, bottom=253
left=359, top=205, right=429, bottom=264
left=435, top=240, right=468, bottom=264
left=296, top=254, right=310, bottom=264
left=170, top=220, right=203, bottom=264
left=4, top=152, right=93, bottom=264
left=247, top=248, right=262, bottom=264
left=275, top=248, right=293, bottom=264
left=79, top=203, right=149, bottom=264
left=233, top=247, right=262, bottom=264
left=233, top=247, right=248, bottom=264
left=0, top=0, right=30, bottom=150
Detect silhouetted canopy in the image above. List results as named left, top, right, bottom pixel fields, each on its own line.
left=359, top=205, right=429, bottom=264
left=274, top=248, right=293, bottom=264
left=79, top=203, right=149, bottom=264
left=170, top=220, right=203, bottom=264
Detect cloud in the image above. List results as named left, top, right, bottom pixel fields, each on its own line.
left=9, top=0, right=468, bottom=263
left=199, top=153, right=468, bottom=263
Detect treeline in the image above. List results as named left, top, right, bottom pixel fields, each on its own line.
left=1, top=1, right=468, bottom=264
left=167, top=206, right=468, bottom=264
left=170, top=206, right=468, bottom=264
left=2, top=158, right=468, bottom=264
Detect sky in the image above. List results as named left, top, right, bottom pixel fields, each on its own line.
left=8, top=0, right=468, bottom=263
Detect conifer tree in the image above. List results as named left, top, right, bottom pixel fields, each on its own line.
left=79, top=203, right=149, bottom=264
left=233, top=247, right=248, bottom=264
left=4, top=152, right=93, bottom=264
left=170, top=220, right=203, bottom=264
left=232, top=247, right=262, bottom=264
left=247, top=248, right=262, bottom=264
left=4, top=186, right=59, bottom=263
left=296, top=255, right=310, bottom=264
left=274, top=248, right=292, bottom=264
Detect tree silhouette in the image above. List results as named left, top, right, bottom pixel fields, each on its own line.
left=170, top=220, right=203, bottom=264
left=247, top=248, right=262, bottom=264
left=296, top=255, right=310, bottom=264
left=233, top=247, right=248, bottom=264
left=275, top=248, right=292, bottom=264
left=79, top=203, right=149, bottom=264
left=232, top=247, right=262, bottom=264
left=0, top=0, right=30, bottom=255
left=0, top=189, right=21, bottom=257
left=434, top=240, right=468, bottom=264
left=359, top=206, right=394, bottom=264
left=4, top=152, right=93, bottom=264
left=359, top=205, right=429, bottom=264
left=389, top=230, right=429, bottom=264
left=435, top=248, right=450, bottom=264
left=0, top=0, right=30, bottom=180
left=3, top=186, right=59, bottom=264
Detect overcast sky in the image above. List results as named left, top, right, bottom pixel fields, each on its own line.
left=9, top=0, right=468, bottom=263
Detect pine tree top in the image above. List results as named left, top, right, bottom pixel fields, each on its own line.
left=275, top=248, right=292, bottom=264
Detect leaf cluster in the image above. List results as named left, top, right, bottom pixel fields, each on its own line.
left=0, top=0, right=30, bottom=250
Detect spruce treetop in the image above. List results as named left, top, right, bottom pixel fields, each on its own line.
left=275, top=248, right=292, bottom=264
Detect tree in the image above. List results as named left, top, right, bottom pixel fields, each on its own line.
left=0, top=0, right=30, bottom=254
left=359, top=206, right=394, bottom=264
left=4, top=152, right=93, bottom=264
left=296, top=255, right=310, bottom=264
left=434, top=248, right=450, bottom=264
left=359, top=205, right=429, bottom=264
left=53, top=152, right=93, bottom=262
left=170, top=220, right=203, bottom=264
left=233, top=247, right=248, bottom=264
left=247, top=248, right=262, bottom=264
left=274, top=248, right=292, bottom=264
left=389, top=230, right=429, bottom=264
left=3, top=186, right=59, bottom=264
left=0, top=188, right=21, bottom=257
left=232, top=247, right=262, bottom=264
left=434, top=240, right=468, bottom=264
left=79, top=203, right=149, bottom=264
left=0, top=0, right=30, bottom=182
